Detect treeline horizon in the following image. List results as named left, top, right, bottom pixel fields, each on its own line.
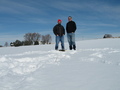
left=1, top=33, right=52, bottom=47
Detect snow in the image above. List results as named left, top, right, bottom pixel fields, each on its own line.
left=0, top=38, right=120, bottom=90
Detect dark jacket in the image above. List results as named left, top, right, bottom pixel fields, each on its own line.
left=66, top=21, right=76, bottom=33
left=53, top=24, right=65, bottom=36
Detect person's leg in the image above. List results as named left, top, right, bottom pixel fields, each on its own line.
left=67, top=33, right=72, bottom=50
left=71, top=33, right=76, bottom=50
left=55, top=36, right=60, bottom=50
left=60, top=36, right=65, bottom=50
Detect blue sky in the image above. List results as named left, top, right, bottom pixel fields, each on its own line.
left=0, top=0, right=120, bottom=45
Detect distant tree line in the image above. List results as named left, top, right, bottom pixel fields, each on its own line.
left=103, top=34, right=120, bottom=38
left=9, top=33, right=52, bottom=47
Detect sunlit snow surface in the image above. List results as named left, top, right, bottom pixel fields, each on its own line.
left=0, top=39, right=120, bottom=90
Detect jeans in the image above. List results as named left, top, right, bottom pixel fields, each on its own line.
left=55, top=36, right=64, bottom=50
left=67, top=33, right=76, bottom=50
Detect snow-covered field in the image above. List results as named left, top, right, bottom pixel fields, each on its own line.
left=0, top=38, right=120, bottom=90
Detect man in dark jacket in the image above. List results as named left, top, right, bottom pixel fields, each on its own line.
left=53, top=19, right=65, bottom=50
left=66, top=16, right=77, bottom=50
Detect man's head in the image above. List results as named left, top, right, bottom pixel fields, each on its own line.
left=58, top=19, right=62, bottom=24
left=68, top=16, right=72, bottom=21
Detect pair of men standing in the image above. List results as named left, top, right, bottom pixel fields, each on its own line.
left=53, top=16, right=77, bottom=50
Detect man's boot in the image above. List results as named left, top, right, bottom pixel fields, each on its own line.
left=69, top=45, right=72, bottom=50
left=73, top=45, right=76, bottom=50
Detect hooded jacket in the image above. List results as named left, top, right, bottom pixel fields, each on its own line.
left=53, top=24, right=65, bottom=36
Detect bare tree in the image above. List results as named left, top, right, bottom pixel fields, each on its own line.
left=24, top=33, right=41, bottom=44
left=4, top=42, right=9, bottom=47
left=32, top=33, right=41, bottom=42
left=24, top=33, right=52, bottom=45
left=45, top=34, right=52, bottom=44
left=24, top=33, right=32, bottom=41
left=41, top=34, right=52, bottom=44
left=41, top=35, right=46, bottom=44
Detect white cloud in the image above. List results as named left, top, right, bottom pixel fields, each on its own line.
left=48, top=1, right=87, bottom=12
left=79, top=23, right=118, bottom=27
left=0, top=0, right=44, bottom=14
left=59, top=1, right=119, bottom=16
